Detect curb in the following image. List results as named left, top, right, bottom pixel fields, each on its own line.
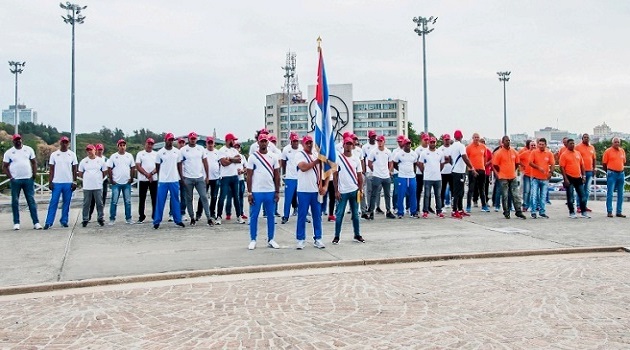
left=0, top=246, right=627, bottom=296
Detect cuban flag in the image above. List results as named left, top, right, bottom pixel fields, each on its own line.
left=314, top=43, right=337, bottom=178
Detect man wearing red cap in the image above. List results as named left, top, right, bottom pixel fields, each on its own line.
left=439, top=134, right=453, bottom=209
left=217, top=133, right=245, bottom=225
left=135, top=138, right=158, bottom=224
left=450, top=130, right=476, bottom=218
left=153, top=133, right=186, bottom=229
left=246, top=133, right=281, bottom=250
left=78, top=144, right=107, bottom=227
left=391, top=135, right=406, bottom=213
left=107, top=139, right=136, bottom=225
left=418, top=136, right=445, bottom=218
left=280, top=132, right=302, bottom=224
left=196, top=136, right=221, bottom=224
left=89, top=143, right=108, bottom=221
left=295, top=135, right=325, bottom=249
left=181, top=131, right=212, bottom=226
left=392, top=138, right=419, bottom=218
left=360, top=130, right=378, bottom=217
left=366, top=135, right=395, bottom=219
left=333, top=136, right=364, bottom=243
left=44, top=136, right=79, bottom=229
left=3, top=134, right=42, bottom=230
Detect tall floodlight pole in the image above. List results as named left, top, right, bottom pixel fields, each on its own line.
left=497, top=71, right=511, bottom=136
left=413, top=16, right=437, bottom=134
left=281, top=52, right=296, bottom=141
left=60, top=2, right=86, bottom=150
left=8, top=61, right=25, bottom=135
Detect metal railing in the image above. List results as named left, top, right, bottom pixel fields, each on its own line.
left=0, top=173, right=139, bottom=199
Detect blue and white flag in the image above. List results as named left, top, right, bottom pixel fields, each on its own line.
left=314, top=42, right=337, bottom=178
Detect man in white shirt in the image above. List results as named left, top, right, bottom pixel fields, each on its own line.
left=181, top=131, right=212, bottom=226
left=280, top=132, right=302, bottom=224
left=268, top=135, right=283, bottom=217
left=2, top=134, right=42, bottom=230
left=107, top=139, right=136, bottom=225
left=414, top=134, right=431, bottom=213
left=89, top=143, right=108, bottom=221
left=450, top=130, right=476, bottom=219
left=217, top=133, right=245, bottom=225
left=367, top=135, right=395, bottom=219
left=391, top=135, right=406, bottom=213
left=439, top=134, right=453, bottom=209
left=44, top=136, right=78, bottom=229
left=333, top=136, right=364, bottom=244
left=78, top=144, right=107, bottom=227
left=246, top=133, right=281, bottom=250
left=196, top=136, right=221, bottom=223
left=135, top=138, right=157, bottom=224
left=419, top=136, right=445, bottom=218
left=392, top=138, right=419, bottom=218
left=360, top=130, right=378, bottom=217
left=295, top=135, right=326, bottom=250
left=226, top=141, right=247, bottom=221
left=153, top=133, right=186, bottom=229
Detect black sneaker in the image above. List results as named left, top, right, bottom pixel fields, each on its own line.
left=369, top=213, right=374, bottom=220
left=153, top=224, right=159, bottom=229
left=176, top=222, right=185, bottom=228
left=97, top=219, right=105, bottom=227
left=504, top=213, right=511, bottom=219
left=43, top=224, right=51, bottom=230
left=515, top=212, right=527, bottom=220
left=281, top=217, right=288, bottom=224
left=332, top=237, right=340, bottom=245
left=531, top=213, right=537, bottom=219
left=275, top=212, right=281, bottom=217
left=376, top=207, right=384, bottom=214
left=195, top=215, right=202, bottom=221
left=428, top=207, right=435, bottom=214
left=61, top=223, right=69, bottom=228
left=190, top=218, right=197, bottom=226
left=81, top=221, right=88, bottom=227
left=207, top=219, right=214, bottom=226
left=540, top=214, right=549, bottom=219
left=386, top=212, right=396, bottom=219
left=361, top=213, right=370, bottom=220
left=353, top=235, right=365, bottom=243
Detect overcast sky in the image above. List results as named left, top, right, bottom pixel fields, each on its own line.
left=1, top=0, right=629, bottom=141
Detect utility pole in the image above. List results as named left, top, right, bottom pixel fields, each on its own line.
left=8, top=61, right=25, bottom=135
left=413, top=16, right=437, bottom=134
left=497, top=71, right=511, bottom=136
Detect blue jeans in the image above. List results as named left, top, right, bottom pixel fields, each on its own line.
left=397, top=177, right=417, bottom=216
left=218, top=175, right=241, bottom=218
left=582, top=170, right=593, bottom=203
left=335, top=190, right=360, bottom=238
left=392, top=174, right=399, bottom=210
left=249, top=192, right=276, bottom=241
left=154, top=182, right=183, bottom=225
left=283, top=179, right=298, bottom=219
left=45, top=182, right=73, bottom=226
left=297, top=192, right=322, bottom=241
left=10, top=178, right=39, bottom=225
left=110, top=182, right=132, bottom=221
left=423, top=180, right=442, bottom=214
left=521, top=175, right=532, bottom=210
left=606, top=170, right=625, bottom=215
left=531, top=178, right=549, bottom=215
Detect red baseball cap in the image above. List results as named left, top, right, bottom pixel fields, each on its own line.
left=269, top=135, right=277, bottom=142
left=368, top=130, right=377, bottom=138
left=376, top=135, right=385, bottom=142
left=117, top=139, right=126, bottom=146
left=290, top=133, right=299, bottom=142
left=404, top=138, right=412, bottom=144
left=177, top=138, right=186, bottom=144
left=85, top=144, right=95, bottom=150
left=188, top=132, right=198, bottom=139
left=146, top=138, right=155, bottom=144
left=259, top=128, right=269, bottom=135
left=60, top=136, right=70, bottom=143
left=95, top=143, right=104, bottom=150
left=429, top=136, right=437, bottom=142
left=343, top=137, right=354, bottom=144
left=454, top=130, right=463, bottom=139
left=206, top=136, right=214, bottom=142
left=396, top=135, right=405, bottom=142
left=302, top=135, right=313, bottom=144
left=443, top=134, right=451, bottom=140
left=342, top=131, right=353, bottom=139
left=225, top=133, right=238, bottom=142
left=258, top=133, right=269, bottom=141
left=422, top=134, right=430, bottom=141
left=164, top=133, right=175, bottom=141
left=12, top=134, right=22, bottom=141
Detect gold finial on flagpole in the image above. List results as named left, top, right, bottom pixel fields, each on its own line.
left=317, top=36, right=322, bottom=51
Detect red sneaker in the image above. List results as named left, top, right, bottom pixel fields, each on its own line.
left=452, top=211, right=462, bottom=219
left=585, top=207, right=592, bottom=212
left=241, top=214, right=248, bottom=219
left=460, top=210, right=470, bottom=217
left=226, top=215, right=232, bottom=220
left=328, top=215, right=336, bottom=222
left=422, top=212, right=429, bottom=219
left=576, top=208, right=581, bottom=213
left=437, top=213, right=445, bottom=218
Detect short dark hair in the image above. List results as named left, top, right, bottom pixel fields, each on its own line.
left=538, top=137, right=547, bottom=144
left=567, top=138, right=574, bottom=143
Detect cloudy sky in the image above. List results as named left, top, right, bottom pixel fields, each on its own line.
left=1, top=0, right=629, bottom=141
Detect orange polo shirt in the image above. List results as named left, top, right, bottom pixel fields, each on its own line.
left=559, top=150, right=584, bottom=178
left=602, top=147, right=626, bottom=172
left=492, top=147, right=519, bottom=180
left=529, top=149, right=555, bottom=180
left=519, top=149, right=533, bottom=177
left=574, top=143, right=596, bottom=171
left=466, top=143, right=487, bottom=170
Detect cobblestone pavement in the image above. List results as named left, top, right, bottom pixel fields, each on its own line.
left=1, top=252, right=630, bottom=349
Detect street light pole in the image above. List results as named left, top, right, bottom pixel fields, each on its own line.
left=8, top=61, right=25, bottom=135
left=60, top=2, right=86, bottom=150
left=413, top=16, right=437, bottom=134
left=497, top=71, right=511, bottom=136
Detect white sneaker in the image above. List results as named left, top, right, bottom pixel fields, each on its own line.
left=236, top=217, right=246, bottom=224
left=581, top=213, right=591, bottom=219
left=569, top=213, right=578, bottom=219
left=215, top=217, right=222, bottom=225
left=313, top=239, right=326, bottom=249
left=108, top=220, right=116, bottom=226
left=13, top=224, right=20, bottom=230
left=126, top=219, right=134, bottom=225
left=296, top=240, right=305, bottom=250
left=34, top=223, right=43, bottom=230
left=268, top=240, right=280, bottom=249
left=248, top=240, right=256, bottom=250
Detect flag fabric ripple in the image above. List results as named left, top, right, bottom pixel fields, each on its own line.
left=314, top=46, right=337, bottom=179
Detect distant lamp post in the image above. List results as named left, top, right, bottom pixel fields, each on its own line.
left=497, top=71, right=511, bottom=136
left=8, top=61, right=26, bottom=135
left=413, top=15, right=437, bottom=134
left=60, top=2, right=87, bottom=150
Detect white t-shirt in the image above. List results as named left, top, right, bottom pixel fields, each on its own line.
left=367, top=148, right=392, bottom=179
left=414, top=146, right=428, bottom=174
left=181, top=144, right=207, bottom=179
left=438, top=145, right=453, bottom=174
left=3, top=146, right=36, bottom=180
left=391, top=146, right=404, bottom=175
left=281, top=144, right=303, bottom=180
left=203, top=148, right=221, bottom=180
left=247, top=151, right=279, bottom=192
left=419, top=149, right=445, bottom=181
left=361, top=143, right=377, bottom=174
left=79, top=157, right=107, bottom=190
left=218, top=146, right=241, bottom=177
left=135, top=150, right=157, bottom=181
left=393, top=150, right=419, bottom=179
left=49, top=150, right=78, bottom=183
left=107, top=152, right=135, bottom=184
left=238, top=156, right=247, bottom=181
left=155, top=147, right=182, bottom=183
left=336, top=153, right=362, bottom=194
left=449, top=141, right=468, bottom=174
left=297, top=150, right=320, bottom=193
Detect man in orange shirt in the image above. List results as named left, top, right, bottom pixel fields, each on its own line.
left=602, top=137, right=627, bottom=218
left=519, top=140, right=535, bottom=212
left=559, top=139, right=589, bottom=219
left=492, top=136, right=526, bottom=219
left=465, top=133, right=489, bottom=212
left=574, top=133, right=596, bottom=212
left=529, top=138, right=555, bottom=219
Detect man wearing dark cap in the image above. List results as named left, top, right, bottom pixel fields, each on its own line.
left=217, top=133, right=245, bottom=225
left=280, top=132, right=302, bottom=224
left=44, top=136, right=78, bottom=229
left=107, top=139, right=136, bottom=225
left=135, top=138, right=158, bottom=224
left=3, top=134, right=42, bottom=230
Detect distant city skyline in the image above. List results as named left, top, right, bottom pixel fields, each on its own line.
left=1, top=1, right=629, bottom=140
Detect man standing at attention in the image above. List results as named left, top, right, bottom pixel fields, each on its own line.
left=602, top=137, right=626, bottom=218
left=419, top=136, right=445, bottom=218
left=449, top=130, right=476, bottom=219
left=196, top=136, right=221, bottom=224
left=528, top=138, right=555, bottom=219
left=574, top=133, right=596, bottom=212
left=181, top=131, right=212, bottom=226
left=217, top=133, right=245, bottom=225
left=153, top=133, right=186, bottom=229
left=465, top=133, right=489, bottom=213
left=44, top=136, right=78, bottom=229
left=78, top=144, right=107, bottom=227
left=135, top=137, right=157, bottom=224
left=367, top=135, right=395, bottom=220
left=2, top=134, right=43, bottom=230
left=559, top=139, right=589, bottom=219
left=246, top=133, right=281, bottom=250
left=360, top=130, right=378, bottom=218
left=280, top=132, right=301, bottom=224
left=392, top=138, right=419, bottom=218
left=333, top=136, right=364, bottom=243
left=107, top=139, right=136, bottom=225
left=295, top=135, right=326, bottom=250
left=492, top=136, right=527, bottom=220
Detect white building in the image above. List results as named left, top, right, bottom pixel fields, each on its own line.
left=2, top=104, right=38, bottom=125
left=534, top=127, right=577, bottom=143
